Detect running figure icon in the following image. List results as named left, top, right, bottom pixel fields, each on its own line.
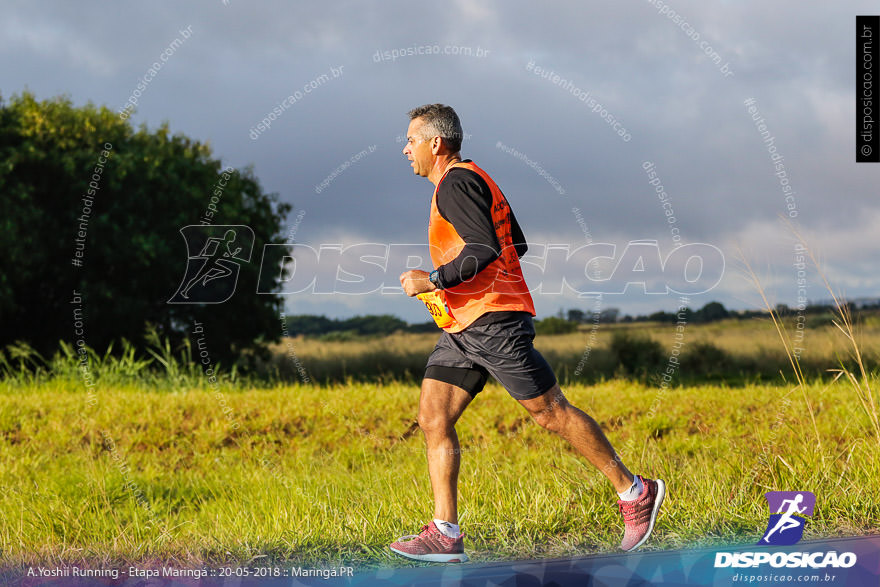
left=759, top=491, right=815, bottom=546
left=180, top=229, right=242, bottom=299
left=762, top=494, right=806, bottom=543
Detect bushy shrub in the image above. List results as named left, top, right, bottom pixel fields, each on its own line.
left=534, top=316, right=578, bottom=335
left=680, top=341, right=731, bottom=378
left=608, top=331, right=665, bottom=378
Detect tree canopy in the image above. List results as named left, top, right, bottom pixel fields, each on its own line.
left=0, top=91, right=292, bottom=366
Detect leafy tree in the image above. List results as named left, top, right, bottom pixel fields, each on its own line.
left=647, top=311, right=676, bottom=323
left=567, top=308, right=586, bottom=323
left=341, top=314, right=408, bottom=336
left=284, top=314, right=409, bottom=337
left=0, top=92, right=291, bottom=366
left=285, top=315, right=336, bottom=336
left=694, top=301, right=729, bottom=323
left=534, top=316, right=578, bottom=335
left=598, top=308, right=620, bottom=323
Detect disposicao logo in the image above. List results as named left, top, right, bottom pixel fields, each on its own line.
left=713, top=551, right=857, bottom=569
left=714, top=491, right=857, bottom=570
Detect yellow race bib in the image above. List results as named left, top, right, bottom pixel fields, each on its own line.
left=416, top=290, right=457, bottom=329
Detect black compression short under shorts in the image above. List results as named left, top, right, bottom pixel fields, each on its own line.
left=424, top=311, right=557, bottom=400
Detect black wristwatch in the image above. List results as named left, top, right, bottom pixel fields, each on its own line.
left=429, top=270, right=442, bottom=289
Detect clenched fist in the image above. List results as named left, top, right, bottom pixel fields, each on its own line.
left=399, top=270, right=437, bottom=297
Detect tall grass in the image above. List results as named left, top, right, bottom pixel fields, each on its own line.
left=0, top=379, right=877, bottom=570
left=739, top=252, right=821, bottom=450
left=731, top=228, right=880, bottom=528
left=0, top=326, right=241, bottom=392
left=784, top=224, right=880, bottom=445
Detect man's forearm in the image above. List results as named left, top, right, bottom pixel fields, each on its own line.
left=435, top=244, right=500, bottom=288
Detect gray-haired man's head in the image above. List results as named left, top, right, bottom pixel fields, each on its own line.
left=406, top=103, right=463, bottom=153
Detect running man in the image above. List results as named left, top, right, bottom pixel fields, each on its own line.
left=390, top=104, right=665, bottom=562
left=763, top=494, right=807, bottom=543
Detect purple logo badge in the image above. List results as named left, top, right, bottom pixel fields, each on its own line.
left=759, top=491, right=816, bottom=546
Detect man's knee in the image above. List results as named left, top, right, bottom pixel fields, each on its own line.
left=417, top=407, right=455, bottom=435
left=526, top=388, right=569, bottom=433
left=531, top=407, right=565, bottom=433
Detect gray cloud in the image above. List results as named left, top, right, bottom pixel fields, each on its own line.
left=4, top=0, right=878, bottom=322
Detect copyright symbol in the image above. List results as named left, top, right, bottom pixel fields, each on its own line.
left=861, top=144, right=872, bottom=157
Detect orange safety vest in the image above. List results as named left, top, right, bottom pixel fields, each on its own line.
left=429, top=161, right=535, bottom=332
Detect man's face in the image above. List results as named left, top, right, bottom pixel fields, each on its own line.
left=402, top=118, right=433, bottom=177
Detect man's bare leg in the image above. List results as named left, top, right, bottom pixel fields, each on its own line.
left=418, top=378, right=473, bottom=524
left=518, top=383, right=634, bottom=492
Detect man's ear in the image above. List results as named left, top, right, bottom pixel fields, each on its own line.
left=430, top=136, right=443, bottom=155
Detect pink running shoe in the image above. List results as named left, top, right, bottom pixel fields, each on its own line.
left=389, top=521, right=469, bottom=563
left=618, top=476, right=666, bottom=551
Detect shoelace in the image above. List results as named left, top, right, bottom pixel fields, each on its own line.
left=396, top=524, right=431, bottom=542
left=396, top=524, right=465, bottom=543
left=619, top=492, right=652, bottom=522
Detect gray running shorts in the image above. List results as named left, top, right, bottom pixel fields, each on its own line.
left=424, top=311, right=558, bottom=400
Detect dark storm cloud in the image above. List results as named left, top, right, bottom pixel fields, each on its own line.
left=3, top=0, right=878, bottom=320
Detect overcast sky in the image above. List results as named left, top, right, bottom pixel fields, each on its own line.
left=4, top=0, right=878, bottom=322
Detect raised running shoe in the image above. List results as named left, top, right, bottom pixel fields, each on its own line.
left=619, top=476, right=666, bottom=551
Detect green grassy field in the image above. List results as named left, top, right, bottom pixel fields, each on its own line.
left=1, top=313, right=879, bottom=572
left=1, top=373, right=878, bottom=570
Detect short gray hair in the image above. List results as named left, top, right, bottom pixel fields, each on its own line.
left=407, top=103, right=463, bottom=152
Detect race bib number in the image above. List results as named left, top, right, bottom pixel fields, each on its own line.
left=416, top=290, right=457, bottom=329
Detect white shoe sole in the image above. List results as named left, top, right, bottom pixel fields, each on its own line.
left=389, top=546, right=469, bottom=563
left=625, top=478, right=666, bottom=552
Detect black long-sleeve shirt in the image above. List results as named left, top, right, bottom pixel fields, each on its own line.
left=434, top=163, right=527, bottom=289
